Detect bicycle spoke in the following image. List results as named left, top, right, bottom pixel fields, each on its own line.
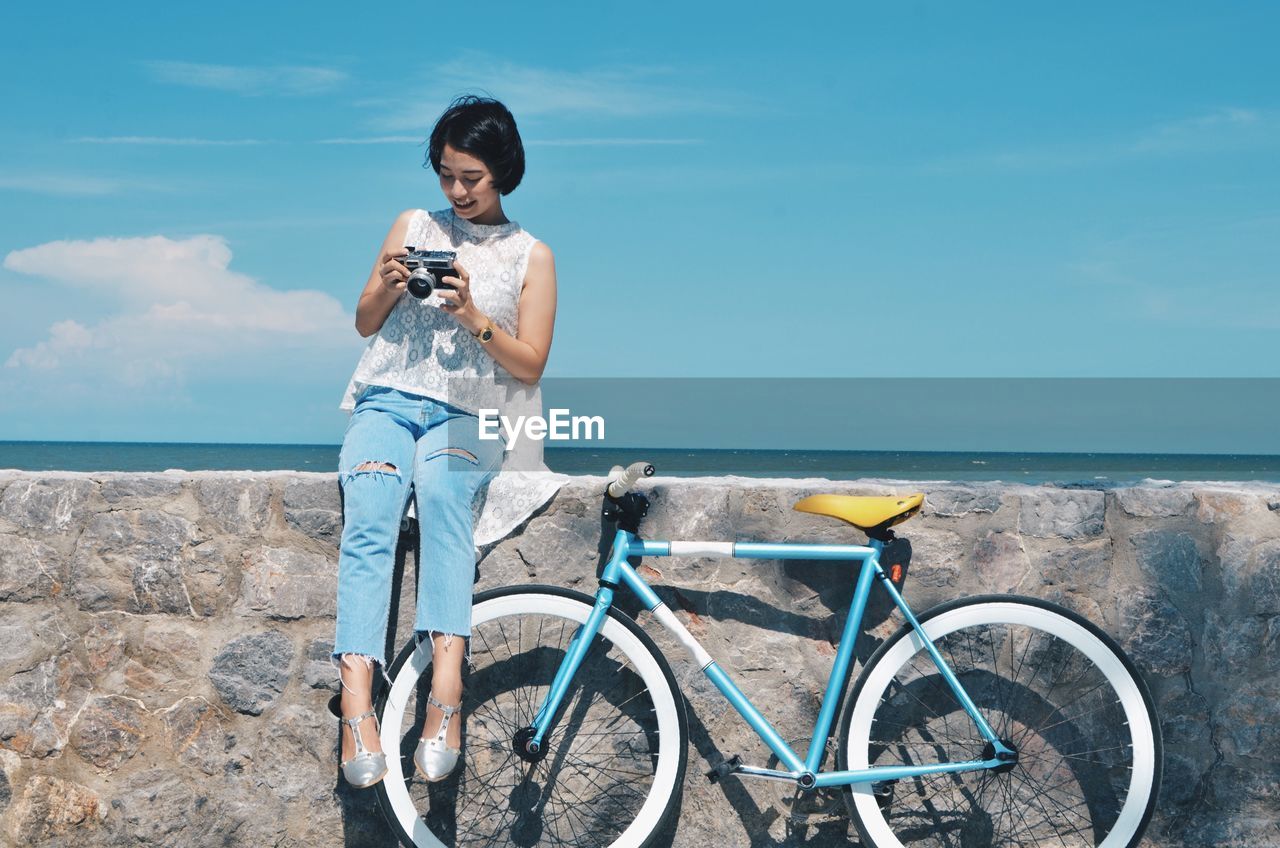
left=378, top=593, right=686, bottom=848
left=846, top=601, right=1158, bottom=848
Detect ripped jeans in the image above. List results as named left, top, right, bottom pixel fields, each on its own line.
left=330, top=385, right=506, bottom=693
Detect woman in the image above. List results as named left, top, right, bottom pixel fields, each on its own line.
left=329, top=95, right=558, bottom=788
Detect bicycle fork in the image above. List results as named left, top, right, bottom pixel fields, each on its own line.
left=519, top=529, right=1015, bottom=786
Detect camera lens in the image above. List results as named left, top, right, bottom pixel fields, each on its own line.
left=406, top=268, right=435, bottom=299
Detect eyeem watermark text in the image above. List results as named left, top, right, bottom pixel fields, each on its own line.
left=479, top=409, right=605, bottom=450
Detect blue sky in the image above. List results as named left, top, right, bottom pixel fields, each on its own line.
left=1, top=1, right=1276, bottom=447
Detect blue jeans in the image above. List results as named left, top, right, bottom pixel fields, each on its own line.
left=330, top=385, right=506, bottom=691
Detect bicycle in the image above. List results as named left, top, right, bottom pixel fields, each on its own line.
left=370, top=462, right=1162, bottom=848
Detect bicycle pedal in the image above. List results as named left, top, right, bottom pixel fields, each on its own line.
left=706, top=754, right=742, bottom=784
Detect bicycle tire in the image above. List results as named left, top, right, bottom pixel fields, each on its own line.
left=375, top=585, right=689, bottom=848
left=838, top=595, right=1161, bottom=848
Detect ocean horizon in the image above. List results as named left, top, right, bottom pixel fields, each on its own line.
left=2, top=440, right=1279, bottom=485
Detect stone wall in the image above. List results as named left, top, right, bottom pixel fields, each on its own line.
left=1, top=470, right=1278, bottom=847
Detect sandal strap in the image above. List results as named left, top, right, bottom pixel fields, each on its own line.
left=343, top=709, right=380, bottom=754
left=343, top=708, right=378, bottom=727
left=427, top=694, right=461, bottom=716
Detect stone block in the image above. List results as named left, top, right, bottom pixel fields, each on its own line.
left=208, top=630, right=293, bottom=716
left=69, top=509, right=216, bottom=615
left=250, top=703, right=332, bottom=802
left=1215, top=680, right=1280, bottom=759
left=1195, top=490, right=1262, bottom=524
left=0, top=604, right=71, bottom=674
left=236, top=545, right=337, bottom=620
left=195, top=477, right=272, bottom=533
left=97, top=474, right=183, bottom=504
left=1160, top=689, right=1210, bottom=747
left=923, top=485, right=1002, bottom=517
left=6, top=774, right=102, bottom=844
left=138, top=621, right=203, bottom=680
left=1246, top=540, right=1280, bottom=616
left=1133, top=529, right=1203, bottom=594
left=1118, top=589, right=1194, bottom=677
left=512, top=516, right=601, bottom=583
left=1113, top=486, right=1195, bottom=517
left=69, top=694, right=148, bottom=772
left=1019, top=488, right=1105, bottom=539
left=302, top=639, right=338, bottom=690
left=898, top=527, right=965, bottom=588
left=0, top=534, right=66, bottom=602
left=0, top=478, right=95, bottom=534
left=283, top=476, right=342, bottom=546
left=1203, top=610, right=1264, bottom=670
left=971, top=530, right=1031, bottom=593
left=0, top=652, right=93, bottom=758
left=160, top=696, right=230, bottom=777
left=1034, top=538, right=1111, bottom=591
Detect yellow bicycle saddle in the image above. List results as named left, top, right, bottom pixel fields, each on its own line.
left=792, top=493, right=925, bottom=535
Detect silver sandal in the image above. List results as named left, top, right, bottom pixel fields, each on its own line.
left=414, top=694, right=462, bottom=782
left=340, top=708, right=388, bottom=788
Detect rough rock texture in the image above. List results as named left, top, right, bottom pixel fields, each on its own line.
left=0, top=470, right=1276, bottom=846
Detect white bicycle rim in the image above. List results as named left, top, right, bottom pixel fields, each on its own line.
left=379, top=591, right=684, bottom=848
left=847, top=600, right=1157, bottom=848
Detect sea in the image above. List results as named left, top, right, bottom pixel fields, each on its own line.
left=2, top=442, right=1279, bottom=485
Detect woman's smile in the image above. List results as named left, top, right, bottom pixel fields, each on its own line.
left=438, top=143, right=508, bottom=225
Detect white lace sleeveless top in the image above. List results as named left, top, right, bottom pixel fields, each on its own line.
left=339, top=207, right=568, bottom=548
left=340, top=208, right=535, bottom=413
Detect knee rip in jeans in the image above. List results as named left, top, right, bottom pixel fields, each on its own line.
left=351, top=460, right=401, bottom=478
left=332, top=652, right=394, bottom=694
left=423, top=447, right=478, bottom=464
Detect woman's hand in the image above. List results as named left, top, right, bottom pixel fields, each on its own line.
left=436, top=259, right=486, bottom=334
left=378, top=248, right=410, bottom=294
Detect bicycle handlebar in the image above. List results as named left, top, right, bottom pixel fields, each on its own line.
left=606, top=461, right=655, bottom=498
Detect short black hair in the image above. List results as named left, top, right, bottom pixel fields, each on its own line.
left=426, top=95, right=525, bottom=195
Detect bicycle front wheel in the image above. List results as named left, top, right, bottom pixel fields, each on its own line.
left=376, top=585, right=688, bottom=848
left=839, top=595, right=1161, bottom=848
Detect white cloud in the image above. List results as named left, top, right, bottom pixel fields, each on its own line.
left=73, top=136, right=268, bottom=146
left=4, top=235, right=360, bottom=387
left=316, top=135, right=702, bottom=147
left=5, top=320, right=92, bottom=370
left=1129, top=107, right=1269, bottom=154
left=363, top=54, right=746, bottom=131
left=0, top=174, right=164, bottom=196
left=923, top=107, right=1276, bottom=174
left=526, top=137, right=703, bottom=147
left=317, top=135, right=425, bottom=145
left=143, top=60, right=348, bottom=96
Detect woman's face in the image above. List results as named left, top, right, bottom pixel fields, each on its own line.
left=438, top=143, right=502, bottom=222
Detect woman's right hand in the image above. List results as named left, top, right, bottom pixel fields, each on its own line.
left=356, top=210, right=417, bottom=338
left=378, top=248, right=410, bottom=294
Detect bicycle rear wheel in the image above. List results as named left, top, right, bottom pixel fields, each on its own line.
left=839, top=596, right=1161, bottom=848
left=375, top=585, right=688, bottom=848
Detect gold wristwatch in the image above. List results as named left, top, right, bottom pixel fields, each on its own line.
left=473, top=319, right=495, bottom=344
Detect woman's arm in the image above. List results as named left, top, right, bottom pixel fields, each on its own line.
left=449, top=241, right=557, bottom=385
left=354, top=210, right=416, bottom=338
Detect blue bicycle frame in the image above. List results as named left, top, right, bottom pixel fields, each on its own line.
left=525, top=529, right=1016, bottom=788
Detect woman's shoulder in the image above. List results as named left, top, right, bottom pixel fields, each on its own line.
left=527, top=239, right=553, bottom=262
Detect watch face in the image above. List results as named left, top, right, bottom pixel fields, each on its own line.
left=479, top=326, right=493, bottom=341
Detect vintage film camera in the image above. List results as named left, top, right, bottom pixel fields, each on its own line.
left=401, top=248, right=458, bottom=299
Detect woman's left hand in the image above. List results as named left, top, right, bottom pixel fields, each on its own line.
left=437, top=259, right=483, bottom=330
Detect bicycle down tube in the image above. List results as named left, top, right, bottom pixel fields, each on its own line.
left=526, top=528, right=1014, bottom=786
